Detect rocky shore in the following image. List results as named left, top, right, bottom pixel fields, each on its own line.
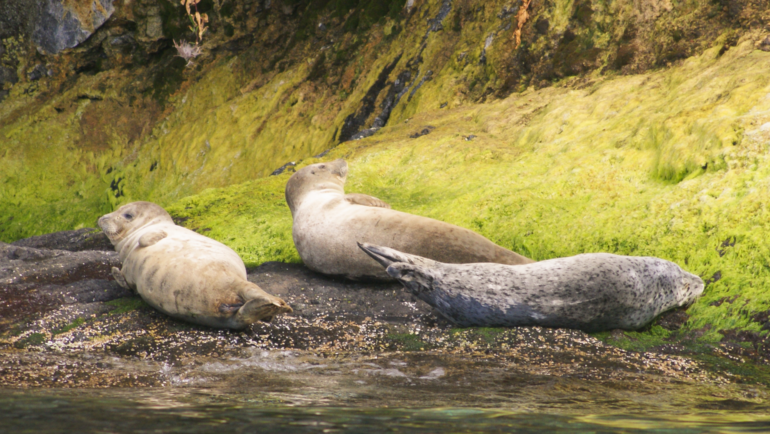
left=2, top=229, right=769, bottom=400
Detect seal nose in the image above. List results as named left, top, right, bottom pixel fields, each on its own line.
left=330, top=159, right=348, bottom=178
left=97, top=215, right=108, bottom=229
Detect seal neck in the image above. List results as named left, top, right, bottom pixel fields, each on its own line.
left=291, top=182, right=345, bottom=216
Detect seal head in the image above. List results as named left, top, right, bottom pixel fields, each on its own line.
left=285, top=159, right=348, bottom=216
left=98, top=201, right=172, bottom=248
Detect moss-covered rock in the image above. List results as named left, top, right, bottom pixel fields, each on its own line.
left=3, top=0, right=768, bottom=241
left=3, top=0, right=770, bottom=364
left=164, top=43, right=770, bottom=347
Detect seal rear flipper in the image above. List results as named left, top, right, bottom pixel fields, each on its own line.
left=345, top=193, right=391, bottom=209
left=138, top=230, right=167, bottom=247
left=357, top=243, right=437, bottom=268
left=237, top=296, right=292, bottom=324
left=233, top=281, right=293, bottom=325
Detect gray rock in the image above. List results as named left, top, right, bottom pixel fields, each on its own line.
left=350, top=127, right=380, bottom=140
left=0, top=242, right=122, bottom=332
left=109, top=33, right=134, bottom=46
left=0, top=242, right=119, bottom=287
left=32, top=0, right=116, bottom=54
left=143, top=9, right=163, bottom=40
left=27, top=64, right=52, bottom=81
left=247, top=261, right=430, bottom=323
left=12, top=227, right=113, bottom=251
left=38, top=279, right=131, bottom=305
left=0, top=66, right=18, bottom=86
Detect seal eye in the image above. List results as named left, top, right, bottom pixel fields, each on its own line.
left=319, top=165, right=325, bottom=169
left=123, top=213, right=134, bottom=220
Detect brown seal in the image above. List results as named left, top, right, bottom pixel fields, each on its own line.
left=285, top=159, right=533, bottom=280
left=98, top=201, right=292, bottom=329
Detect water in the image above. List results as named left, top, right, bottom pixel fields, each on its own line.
left=3, top=387, right=770, bottom=433
left=4, top=349, right=770, bottom=432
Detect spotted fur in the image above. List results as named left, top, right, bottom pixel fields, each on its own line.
left=360, top=243, right=704, bottom=332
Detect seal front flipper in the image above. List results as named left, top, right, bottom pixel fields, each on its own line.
left=345, top=193, right=391, bottom=209
left=111, top=266, right=130, bottom=289
left=138, top=230, right=167, bottom=248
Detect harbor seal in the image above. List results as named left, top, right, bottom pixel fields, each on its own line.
left=98, top=201, right=292, bottom=329
left=358, top=243, right=704, bottom=332
left=285, top=159, right=533, bottom=281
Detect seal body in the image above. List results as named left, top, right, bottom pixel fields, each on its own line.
left=285, top=159, right=533, bottom=281
left=359, top=243, right=704, bottom=332
left=98, top=201, right=291, bottom=329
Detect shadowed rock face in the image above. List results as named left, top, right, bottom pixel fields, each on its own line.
left=32, top=0, right=116, bottom=54
left=11, top=228, right=113, bottom=252
left=0, top=241, right=125, bottom=332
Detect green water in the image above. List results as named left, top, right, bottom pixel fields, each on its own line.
left=2, top=388, right=770, bottom=433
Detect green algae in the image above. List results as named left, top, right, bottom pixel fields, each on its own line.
left=13, top=333, right=45, bottom=349
left=592, top=326, right=674, bottom=353
left=166, top=174, right=299, bottom=266
left=158, top=44, right=770, bottom=341
left=105, top=297, right=149, bottom=315
left=52, top=318, right=87, bottom=336
left=2, top=0, right=760, bottom=243
left=387, top=332, right=429, bottom=351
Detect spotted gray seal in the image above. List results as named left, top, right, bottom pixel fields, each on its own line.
left=285, top=159, right=534, bottom=281
left=98, top=201, right=292, bottom=329
left=358, top=243, right=704, bottom=331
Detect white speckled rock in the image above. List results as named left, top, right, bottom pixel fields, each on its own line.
left=359, top=243, right=704, bottom=332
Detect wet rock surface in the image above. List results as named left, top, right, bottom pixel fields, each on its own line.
left=1, top=230, right=770, bottom=394
left=11, top=227, right=113, bottom=252
left=0, top=240, right=124, bottom=332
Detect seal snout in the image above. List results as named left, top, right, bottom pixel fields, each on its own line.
left=97, top=213, right=111, bottom=230
left=97, top=213, right=120, bottom=242
left=329, top=158, right=348, bottom=178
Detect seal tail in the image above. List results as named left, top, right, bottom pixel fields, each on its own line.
left=235, top=282, right=293, bottom=325
left=357, top=242, right=438, bottom=269
left=357, top=243, right=438, bottom=294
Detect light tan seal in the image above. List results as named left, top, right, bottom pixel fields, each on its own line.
left=98, top=201, right=292, bottom=329
left=285, top=159, right=534, bottom=281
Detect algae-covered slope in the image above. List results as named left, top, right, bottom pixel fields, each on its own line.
left=168, top=42, right=770, bottom=339
left=1, top=0, right=768, bottom=240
